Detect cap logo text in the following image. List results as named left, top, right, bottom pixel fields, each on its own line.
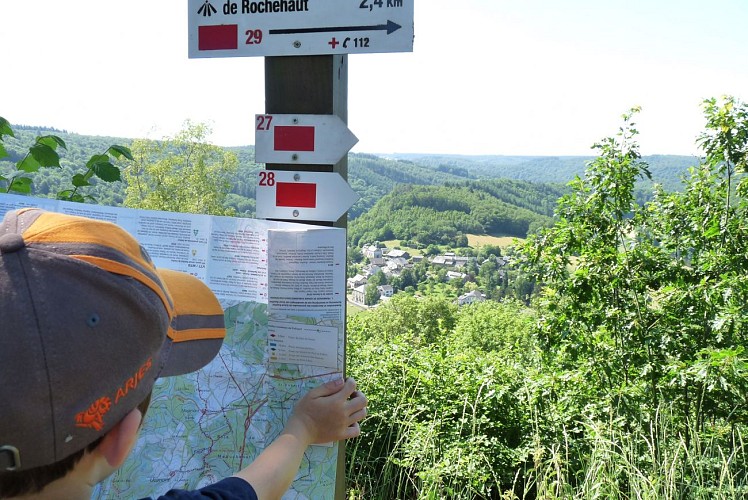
left=115, top=358, right=153, bottom=404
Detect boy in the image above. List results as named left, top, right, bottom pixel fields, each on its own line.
left=0, top=208, right=367, bottom=499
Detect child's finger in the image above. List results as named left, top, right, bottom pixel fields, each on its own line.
left=328, top=377, right=359, bottom=401
left=307, top=377, right=345, bottom=398
left=348, top=406, right=368, bottom=424
left=341, top=422, right=361, bottom=440
left=346, top=390, right=368, bottom=412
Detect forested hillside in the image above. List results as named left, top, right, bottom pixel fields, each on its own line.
left=391, top=152, right=698, bottom=192
left=347, top=153, right=469, bottom=218
left=1, top=126, right=694, bottom=226
left=348, top=181, right=563, bottom=246
left=1, top=129, right=469, bottom=217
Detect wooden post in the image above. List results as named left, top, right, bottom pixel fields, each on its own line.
left=265, top=55, right=349, bottom=227
left=264, top=54, right=349, bottom=500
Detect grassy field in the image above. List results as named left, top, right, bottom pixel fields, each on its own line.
left=380, top=240, right=422, bottom=255
left=381, top=235, right=524, bottom=252
left=467, top=234, right=524, bottom=248
left=346, top=300, right=366, bottom=316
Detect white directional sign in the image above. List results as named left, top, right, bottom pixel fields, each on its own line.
left=188, top=0, right=414, bottom=58
left=255, top=114, right=358, bottom=165
left=256, top=171, right=360, bottom=221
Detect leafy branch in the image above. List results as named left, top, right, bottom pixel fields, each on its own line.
left=0, top=116, right=133, bottom=202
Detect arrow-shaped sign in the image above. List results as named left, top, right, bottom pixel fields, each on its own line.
left=255, top=114, right=358, bottom=165
left=256, top=171, right=360, bottom=222
left=270, top=20, right=402, bottom=36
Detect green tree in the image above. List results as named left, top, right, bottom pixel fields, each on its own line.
left=348, top=245, right=364, bottom=265
left=476, top=244, right=502, bottom=261
left=124, top=121, right=237, bottom=215
left=454, top=232, right=468, bottom=247
left=518, top=100, right=748, bottom=490
left=477, top=260, right=499, bottom=294
left=223, top=193, right=255, bottom=216
left=424, top=244, right=440, bottom=256
left=367, top=270, right=387, bottom=287
left=391, top=266, right=418, bottom=291
left=364, top=283, right=380, bottom=306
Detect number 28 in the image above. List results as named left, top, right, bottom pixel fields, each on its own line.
left=259, top=171, right=275, bottom=186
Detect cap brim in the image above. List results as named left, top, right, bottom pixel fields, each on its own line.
left=156, top=269, right=226, bottom=377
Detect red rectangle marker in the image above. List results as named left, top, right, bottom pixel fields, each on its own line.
left=198, top=25, right=238, bottom=51
left=274, top=126, right=315, bottom=152
left=276, top=182, right=317, bottom=208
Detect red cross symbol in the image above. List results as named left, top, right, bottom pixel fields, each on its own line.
left=328, top=37, right=340, bottom=49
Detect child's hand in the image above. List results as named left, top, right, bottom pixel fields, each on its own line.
left=234, top=378, right=368, bottom=497
left=284, top=378, right=368, bottom=446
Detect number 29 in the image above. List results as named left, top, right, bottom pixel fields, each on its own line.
left=246, top=29, right=263, bottom=45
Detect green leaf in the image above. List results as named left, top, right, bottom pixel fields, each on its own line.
left=86, top=154, right=109, bottom=169
left=108, top=145, right=134, bottom=161
left=71, top=174, right=91, bottom=187
left=704, top=220, right=721, bottom=239
left=91, top=161, right=121, bottom=182
left=29, top=143, right=61, bottom=168
left=0, top=143, right=7, bottom=160
left=17, top=154, right=41, bottom=173
left=37, top=135, right=67, bottom=151
left=67, top=193, right=86, bottom=203
left=86, top=153, right=121, bottom=181
left=0, top=117, right=14, bottom=139
left=9, top=176, right=32, bottom=193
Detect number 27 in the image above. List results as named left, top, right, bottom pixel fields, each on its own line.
left=256, top=115, right=273, bottom=131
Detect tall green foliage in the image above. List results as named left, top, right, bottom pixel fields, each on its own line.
left=518, top=97, right=748, bottom=495
left=347, top=296, right=536, bottom=499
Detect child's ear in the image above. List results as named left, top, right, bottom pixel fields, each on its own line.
left=98, top=408, right=143, bottom=468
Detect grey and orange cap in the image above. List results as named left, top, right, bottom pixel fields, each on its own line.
left=0, top=208, right=226, bottom=472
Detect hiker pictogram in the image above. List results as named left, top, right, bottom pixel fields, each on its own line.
left=197, top=0, right=217, bottom=17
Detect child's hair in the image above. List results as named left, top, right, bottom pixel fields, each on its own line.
left=0, top=435, right=104, bottom=497
left=0, top=394, right=152, bottom=497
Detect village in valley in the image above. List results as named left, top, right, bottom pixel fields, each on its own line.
left=346, top=242, right=523, bottom=308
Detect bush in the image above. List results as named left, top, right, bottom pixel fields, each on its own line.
left=346, top=295, right=537, bottom=499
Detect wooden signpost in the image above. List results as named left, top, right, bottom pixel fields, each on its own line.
left=188, top=1, right=414, bottom=497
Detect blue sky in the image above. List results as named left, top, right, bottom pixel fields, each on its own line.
left=2, top=0, right=747, bottom=156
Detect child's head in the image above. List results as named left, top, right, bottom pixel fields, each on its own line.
left=0, top=208, right=226, bottom=495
